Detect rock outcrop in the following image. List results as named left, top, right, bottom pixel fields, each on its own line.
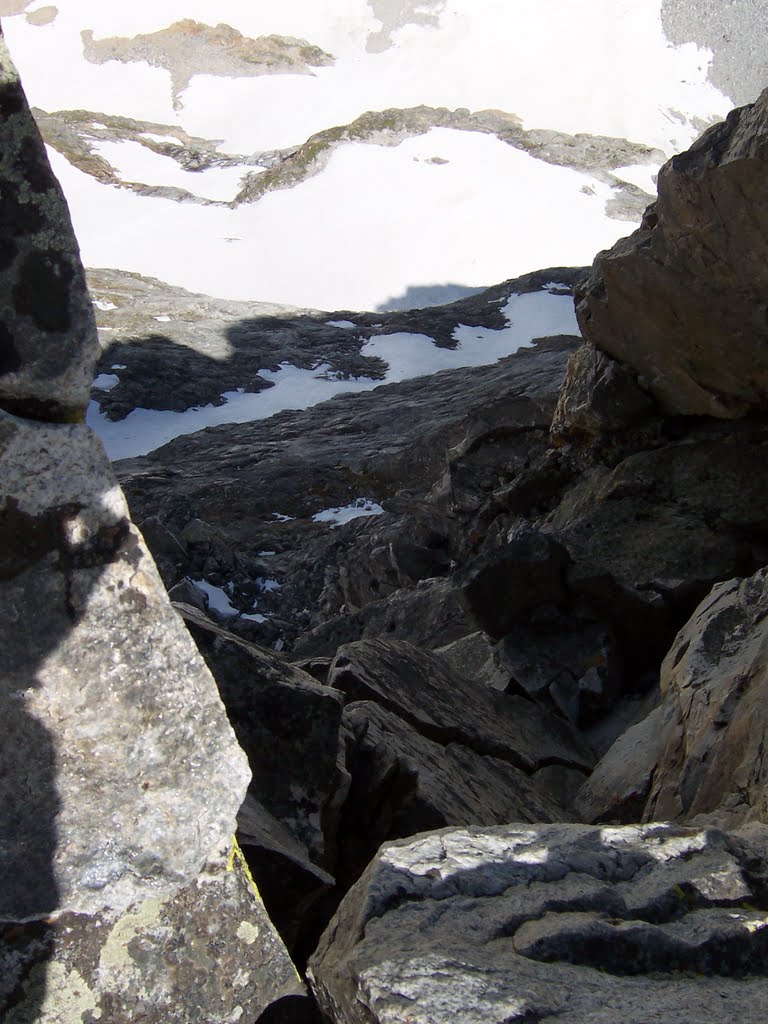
left=572, top=86, right=768, bottom=420
left=0, top=32, right=302, bottom=1021
left=309, top=822, right=768, bottom=1024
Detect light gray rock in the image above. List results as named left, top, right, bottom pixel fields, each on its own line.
left=0, top=31, right=98, bottom=420
left=309, top=822, right=768, bottom=1024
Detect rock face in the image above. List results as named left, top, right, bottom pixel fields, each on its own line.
left=0, top=35, right=302, bottom=1022
left=579, top=567, right=768, bottom=829
left=574, top=86, right=768, bottom=419
left=0, top=31, right=98, bottom=420
left=309, top=822, right=768, bottom=1024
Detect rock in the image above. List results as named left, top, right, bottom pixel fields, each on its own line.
left=178, top=604, right=346, bottom=863
left=550, top=344, right=655, bottom=442
left=640, top=569, right=768, bottom=827
left=0, top=30, right=98, bottom=420
left=456, top=525, right=570, bottom=640
left=328, top=639, right=593, bottom=774
left=309, top=822, right=768, bottom=1024
left=492, top=619, right=620, bottom=725
left=237, top=794, right=338, bottom=966
left=575, top=87, right=768, bottom=419
left=0, top=53, right=299, bottom=1022
left=336, top=701, right=569, bottom=886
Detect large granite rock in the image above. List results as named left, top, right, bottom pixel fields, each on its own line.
left=0, top=30, right=98, bottom=420
left=0, top=39, right=301, bottom=1022
left=575, top=87, right=768, bottom=419
left=309, top=821, right=768, bottom=1024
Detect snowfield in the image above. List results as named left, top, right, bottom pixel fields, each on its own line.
left=3, top=1, right=734, bottom=311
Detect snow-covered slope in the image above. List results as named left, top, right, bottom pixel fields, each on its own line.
left=2, top=1, right=738, bottom=311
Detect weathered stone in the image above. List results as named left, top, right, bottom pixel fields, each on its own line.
left=2, top=846, right=305, bottom=1023
left=0, top=410, right=300, bottom=1020
left=456, top=525, right=570, bottom=639
left=550, top=343, right=655, bottom=442
left=178, top=603, right=346, bottom=862
left=576, top=87, right=768, bottom=418
left=309, top=822, right=768, bottom=1024
left=0, top=30, right=98, bottom=419
left=337, top=700, right=569, bottom=885
left=328, top=638, right=593, bottom=774
left=641, top=569, right=768, bottom=826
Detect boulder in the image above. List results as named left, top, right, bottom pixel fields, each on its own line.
left=643, top=569, right=768, bottom=826
left=0, top=30, right=98, bottom=420
left=336, top=700, right=569, bottom=886
left=309, top=822, right=768, bottom=1024
left=328, top=639, right=593, bottom=774
left=575, top=88, right=768, bottom=419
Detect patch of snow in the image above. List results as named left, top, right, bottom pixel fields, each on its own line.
left=91, top=122, right=109, bottom=131
left=258, top=550, right=276, bottom=557
left=312, top=497, right=384, bottom=527
left=191, top=578, right=239, bottom=617
left=92, top=138, right=245, bottom=202
left=363, top=291, right=579, bottom=382
left=111, top=363, right=127, bottom=369
left=273, top=638, right=285, bottom=652
left=86, top=361, right=383, bottom=460
left=92, top=373, right=119, bottom=391
left=326, top=320, right=359, bottom=329
left=272, top=512, right=295, bottom=523
left=46, top=130, right=632, bottom=311
left=153, top=315, right=172, bottom=322
left=94, top=298, right=117, bottom=310
left=259, top=578, right=282, bottom=592
left=612, top=163, right=659, bottom=195
left=241, top=612, right=268, bottom=623
left=542, top=282, right=571, bottom=292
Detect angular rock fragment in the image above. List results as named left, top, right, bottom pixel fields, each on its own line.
left=309, top=822, right=768, bottom=1024
left=575, top=87, right=768, bottom=419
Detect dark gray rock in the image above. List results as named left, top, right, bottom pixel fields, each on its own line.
left=336, top=701, right=569, bottom=887
left=309, top=822, right=768, bottom=1024
left=177, top=604, right=346, bottom=863
left=457, top=525, right=570, bottom=639
left=0, top=30, right=99, bottom=420
left=328, top=639, right=593, bottom=774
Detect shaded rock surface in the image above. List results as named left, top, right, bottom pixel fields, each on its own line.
left=0, top=31, right=98, bottom=420
left=574, top=85, right=768, bottom=419
left=309, top=822, right=768, bottom=1024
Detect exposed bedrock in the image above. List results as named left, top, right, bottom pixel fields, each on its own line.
left=570, top=85, right=768, bottom=421
left=0, top=31, right=303, bottom=1022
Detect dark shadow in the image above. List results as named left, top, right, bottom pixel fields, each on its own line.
left=375, top=282, right=486, bottom=311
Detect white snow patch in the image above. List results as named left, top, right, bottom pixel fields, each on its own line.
left=241, top=612, right=268, bottom=623
left=46, top=130, right=632, bottom=311
left=111, top=363, right=127, bottom=369
left=363, top=291, right=579, bottom=382
left=312, top=498, right=384, bottom=527
left=154, top=315, right=172, bottom=322
left=94, top=299, right=117, bottom=311
left=258, top=550, right=277, bottom=557
left=272, top=512, right=295, bottom=523
left=191, top=578, right=239, bottom=618
left=92, top=373, right=119, bottom=391
left=326, top=320, right=359, bottom=329
left=86, top=362, right=382, bottom=460
left=259, top=578, right=282, bottom=592
left=92, top=138, right=245, bottom=201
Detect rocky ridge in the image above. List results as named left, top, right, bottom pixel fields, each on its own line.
left=98, top=83, right=768, bottom=1020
